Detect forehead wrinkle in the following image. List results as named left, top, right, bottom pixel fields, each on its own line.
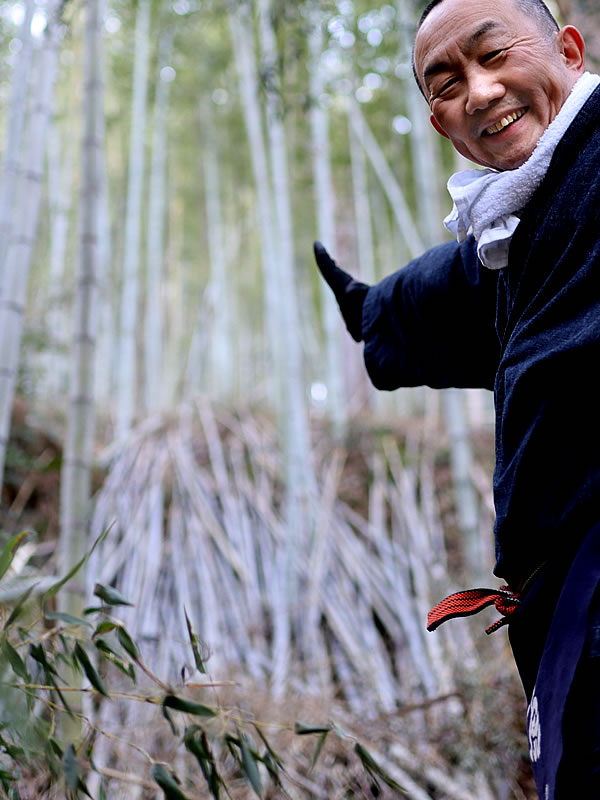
left=421, top=19, right=503, bottom=83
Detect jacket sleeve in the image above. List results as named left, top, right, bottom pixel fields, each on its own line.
left=362, top=236, right=500, bottom=391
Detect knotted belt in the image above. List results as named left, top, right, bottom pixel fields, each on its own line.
left=427, top=586, right=521, bottom=635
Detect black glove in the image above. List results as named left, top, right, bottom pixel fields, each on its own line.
left=313, top=241, right=369, bottom=342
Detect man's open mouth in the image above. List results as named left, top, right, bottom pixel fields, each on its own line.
left=484, top=108, right=527, bottom=136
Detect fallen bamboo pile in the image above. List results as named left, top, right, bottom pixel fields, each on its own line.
left=81, top=397, right=530, bottom=799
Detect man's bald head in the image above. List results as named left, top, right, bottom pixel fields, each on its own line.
left=412, top=0, right=560, bottom=95
left=418, top=0, right=559, bottom=38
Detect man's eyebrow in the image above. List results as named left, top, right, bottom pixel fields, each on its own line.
left=423, top=59, right=451, bottom=82
left=422, top=20, right=502, bottom=83
left=468, top=20, right=501, bottom=48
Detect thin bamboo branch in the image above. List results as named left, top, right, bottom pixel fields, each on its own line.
left=349, top=101, right=424, bottom=258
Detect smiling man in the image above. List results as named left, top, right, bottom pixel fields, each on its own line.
left=415, top=0, right=584, bottom=170
left=313, top=0, right=600, bottom=796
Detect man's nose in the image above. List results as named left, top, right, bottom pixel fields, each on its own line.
left=465, top=70, right=505, bottom=114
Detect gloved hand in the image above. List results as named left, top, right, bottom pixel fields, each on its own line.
left=313, top=241, right=369, bottom=342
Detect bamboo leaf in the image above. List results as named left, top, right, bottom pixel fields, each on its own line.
left=162, top=704, right=179, bottom=737
left=93, top=638, right=116, bottom=656
left=353, top=742, right=406, bottom=793
left=78, top=778, right=93, bottom=799
left=94, top=638, right=136, bottom=680
left=0, top=734, right=25, bottom=762
left=29, top=643, right=57, bottom=676
left=45, top=612, right=92, bottom=629
left=0, top=532, right=27, bottom=581
left=62, top=744, right=79, bottom=791
left=238, top=730, right=262, bottom=798
left=42, top=527, right=110, bottom=603
left=83, top=606, right=106, bottom=615
left=224, top=732, right=240, bottom=754
left=294, top=721, right=332, bottom=771
left=183, top=727, right=221, bottom=798
left=30, top=645, right=73, bottom=715
left=49, top=738, right=64, bottom=759
left=42, top=557, right=84, bottom=602
left=1, top=641, right=30, bottom=682
left=162, top=694, right=217, bottom=718
left=3, top=584, right=36, bottom=631
left=258, top=750, right=281, bottom=785
left=310, top=731, right=329, bottom=770
left=116, top=625, right=140, bottom=660
left=93, top=583, right=134, bottom=607
left=151, top=764, right=189, bottom=800
left=52, top=677, right=74, bottom=717
left=73, top=642, right=108, bottom=697
left=92, top=621, right=119, bottom=637
left=184, top=608, right=207, bottom=673
left=294, top=722, right=332, bottom=735
left=253, top=725, right=284, bottom=768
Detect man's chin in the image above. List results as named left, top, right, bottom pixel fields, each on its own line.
left=456, top=146, right=530, bottom=172
left=475, top=146, right=536, bottom=172
left=478, top=131, right=543, bottom=171
left=495, top=155, right=531, bottom=171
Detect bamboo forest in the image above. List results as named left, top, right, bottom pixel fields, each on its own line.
left=0, top=0, right=597, bottom=797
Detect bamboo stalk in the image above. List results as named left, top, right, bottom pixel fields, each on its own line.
left=308, top=8, right=347, bottom=437
left=144, top=21, right=174, bottom=414
left=200, top=96, right=236, bottom=401
left=0, top=2, right=61, bottom=484
left=0, top=0, right=35, bottom=280
left=227, top=0, right=282, bottom=399
left=116, top=0, right=151, bottom=437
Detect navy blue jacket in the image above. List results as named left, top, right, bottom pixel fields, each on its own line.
left=362, top=87, right=600, bottom=587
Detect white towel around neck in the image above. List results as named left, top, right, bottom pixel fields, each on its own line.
left=444, top=71, right=600, bottom=269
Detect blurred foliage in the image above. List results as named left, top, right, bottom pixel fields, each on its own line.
left=0, top=530, right=415, bottom=799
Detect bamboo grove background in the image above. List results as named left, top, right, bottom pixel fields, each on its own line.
left=0, top=0, right=598, bottom=797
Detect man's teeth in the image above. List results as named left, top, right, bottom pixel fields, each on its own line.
left=486, top=109, right=525, bottom=135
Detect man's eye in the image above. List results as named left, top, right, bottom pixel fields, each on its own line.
left=436, top=77, right=459, bottom=97
left=482, top=49, right=504, bottom=63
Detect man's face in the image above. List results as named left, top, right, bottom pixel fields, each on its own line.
left=413, top=0, right=585, bottom=171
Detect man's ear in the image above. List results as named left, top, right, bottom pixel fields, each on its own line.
left=430, top=114, right=450, bottom=139
left=558, top=25, right=585, bottom=74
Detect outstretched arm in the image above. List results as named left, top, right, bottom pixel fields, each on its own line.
left=313, top=237, right=501, bottom=391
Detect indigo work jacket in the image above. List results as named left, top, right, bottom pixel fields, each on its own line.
left=361, top=87, right=600, bottom=588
